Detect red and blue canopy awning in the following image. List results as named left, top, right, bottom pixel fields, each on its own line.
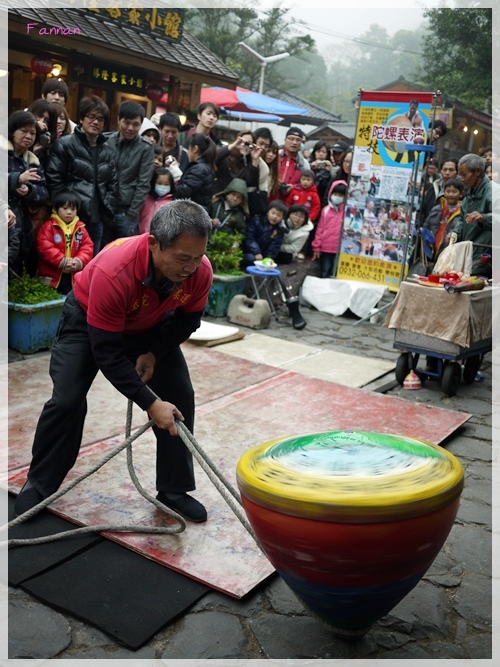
left=200, top=86, right=309, bottom=118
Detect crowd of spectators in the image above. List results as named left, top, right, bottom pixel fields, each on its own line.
left=4, top=78, right=495, bottom=302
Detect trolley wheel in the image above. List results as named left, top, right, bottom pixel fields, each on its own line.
left=395, top=353, right=412, bottom=385
left=441, top=362, right=461, bottom=396
left=463, top=355, right=481, bottom=384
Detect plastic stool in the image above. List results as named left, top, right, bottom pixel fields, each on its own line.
left=245, top=266, right=282, bottom=319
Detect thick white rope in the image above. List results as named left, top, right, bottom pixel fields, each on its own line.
left=2, top=399, right=257, bottom=548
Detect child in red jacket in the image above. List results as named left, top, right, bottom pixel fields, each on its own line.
left=36, top=192, right=93, bottom=294
left=285, top=169, right=321, bottom=222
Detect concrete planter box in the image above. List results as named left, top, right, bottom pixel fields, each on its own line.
left=8, top=297, right=66, bottom=354
left=205, top=274, right=247, bottom=318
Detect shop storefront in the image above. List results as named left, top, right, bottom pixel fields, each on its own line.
left=8, top=5, right=238, bottom=127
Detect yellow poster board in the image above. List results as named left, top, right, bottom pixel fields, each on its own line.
left=337, top=90, right=435, bottom=291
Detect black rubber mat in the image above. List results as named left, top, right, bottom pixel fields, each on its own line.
left=21, top=538, right=209, bottom=649
left=7, top=494, right=103, bottom=586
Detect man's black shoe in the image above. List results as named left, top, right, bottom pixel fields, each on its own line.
left=14, top=480, right=45, bottom=517
left=156, top=492, right=207, bottom=523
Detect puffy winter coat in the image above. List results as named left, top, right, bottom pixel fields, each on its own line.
left=46, top=126, right=117, bottom=224
left=8, top=143, right=48, bottom=272
left=312, top=180, right=347, bottom=254
left=286, top=184, right=321, bottom=221
left=36, top=215, right=94, bottom=288
left=244, top=214, right=287, bottom=260
left=174, top=158, right=214, bottom=210
left=280, top=218, right=314, bottom=257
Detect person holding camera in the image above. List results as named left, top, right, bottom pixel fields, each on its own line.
left=158, top=112, right=189, bottom=172
left=212, top=129, right=263, bottom=197
left=8, top=110, right=49, bottom=277
left=309, top=141, right=334, bottom=203
left=277, top=127, right=310, bottom=203
left=27, top=99, right=58, bottom=171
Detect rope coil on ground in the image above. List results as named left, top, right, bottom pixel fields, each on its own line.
left=2, top=399, right=257, bottom=548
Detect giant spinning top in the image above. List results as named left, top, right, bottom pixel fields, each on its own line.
left=236, top=430, right=463, bottom=637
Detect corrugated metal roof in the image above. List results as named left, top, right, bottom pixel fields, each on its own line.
left=269, top=90, right=342, bottom=124
left=8, top=5, right=239, bottom=83
left=306, top=122, right=356, bottom=142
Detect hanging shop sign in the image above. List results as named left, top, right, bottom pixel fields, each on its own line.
left=73, top=3, right=184, bottom=42
left=70, top=58, right=147, bottom=96
left=336, top=90, right=435, bottom=292
left=31, top=56, right=53, bottom=75
left=146, top=83, right=167, bottom=102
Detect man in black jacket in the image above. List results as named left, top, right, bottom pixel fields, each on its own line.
left=46, top=95, right=117, bottom=253
left=104, top=101, right=154, bottom=243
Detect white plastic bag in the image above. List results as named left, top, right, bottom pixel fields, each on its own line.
left=433, top=241, right=473, bottom=276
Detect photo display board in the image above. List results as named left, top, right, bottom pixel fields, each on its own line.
left=337, top=90, right=435, bottom=292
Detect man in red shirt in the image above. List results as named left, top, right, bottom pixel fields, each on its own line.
left=278, top=126, right=310, bottom=201
left=15, top=200, right=213, bottom=523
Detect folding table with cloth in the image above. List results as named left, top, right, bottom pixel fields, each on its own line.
left=384, top=279, right=493, bottom=396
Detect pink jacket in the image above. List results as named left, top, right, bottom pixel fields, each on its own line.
left=312, top=180, right=347, bottom=254
left=139, top=193, right=174, bottom=234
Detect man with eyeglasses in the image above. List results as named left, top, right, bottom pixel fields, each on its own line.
left=104, top=101, right=154, bottom=244
left=277, top=126, right=309, bottom=202
left=46, top=95, right=117, bottom=253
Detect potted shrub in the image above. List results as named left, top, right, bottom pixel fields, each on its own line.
left=205, top=232, right=248, bottom=317
left=7, top=274, right=66, bottom=354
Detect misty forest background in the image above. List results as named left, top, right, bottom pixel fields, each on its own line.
left=185, top=6, right=492, bottom=122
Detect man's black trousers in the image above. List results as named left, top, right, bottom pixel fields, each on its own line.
left=27, top=293, right=196, bottom=498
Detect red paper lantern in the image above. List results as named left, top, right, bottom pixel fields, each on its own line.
left=31, top=56, right=53, bottom=76
left=146, top=84, right=164, bottom=102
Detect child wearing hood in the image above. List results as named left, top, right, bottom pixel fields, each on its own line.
left=208, top=177, right=249, bottom=236
left=140, top=117, right=160, bottom=145
left=312, top=180, right=347, bottom=278
left=276, top=204, right=314, bottom=264
left=139, top=167, right=175, bottom=234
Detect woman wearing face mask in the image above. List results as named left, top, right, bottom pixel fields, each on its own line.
left=312, top=180, right=348, bottom=278
left=138, top=168, right=175, bottom=234
left=321, top=150, right=352, bottom=208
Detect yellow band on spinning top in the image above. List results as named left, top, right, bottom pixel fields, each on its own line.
left=236, top=431, right=464, bottom=523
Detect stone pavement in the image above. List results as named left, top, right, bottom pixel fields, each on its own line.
left=7, top=294, right=493, bottom=660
